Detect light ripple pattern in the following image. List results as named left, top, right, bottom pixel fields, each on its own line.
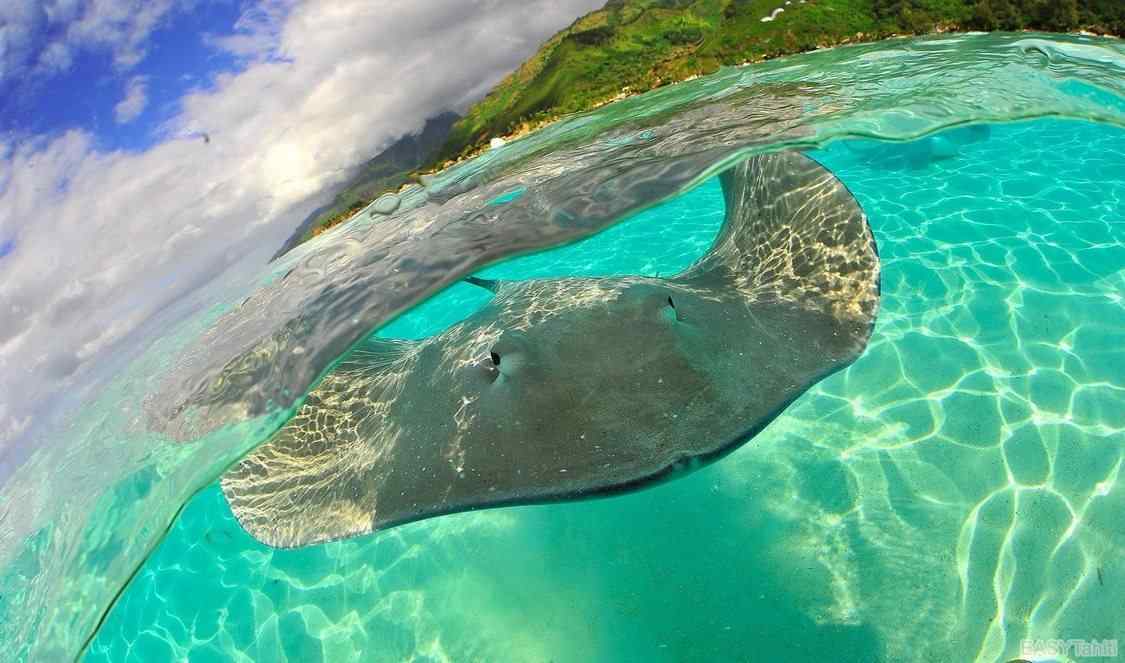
left=85, top=118, right=1123, bottom=663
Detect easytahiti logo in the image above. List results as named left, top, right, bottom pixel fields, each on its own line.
left=1009, top=638, right=1119, bottom=660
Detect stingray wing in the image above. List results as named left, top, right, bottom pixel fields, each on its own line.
left=220, top=337, right=417, bottom=548
left=684, top=150, right=880, bottom=336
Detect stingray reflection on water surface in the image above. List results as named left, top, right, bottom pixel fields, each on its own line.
left=221, top=151, right=881, bottom=548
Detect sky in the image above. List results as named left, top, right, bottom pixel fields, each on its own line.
left=0, top=0, right=605, bottom=467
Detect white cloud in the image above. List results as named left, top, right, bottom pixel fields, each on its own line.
left=0, top=1, right=47, bottom=81
left=113, top=75, right=148, bottom=123
left=0, top=0, right=605, bottom=455
left=203, top=0, right=295, bottom=60
left=0, top=0, right=193, bottom=86
left=67, top=0, right=185, bottom=70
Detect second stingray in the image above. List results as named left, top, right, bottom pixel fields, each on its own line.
left=221, top=150, right=881, bottom=548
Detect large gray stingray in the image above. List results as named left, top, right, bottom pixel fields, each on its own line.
left=221, top=151, right=880, bottom=548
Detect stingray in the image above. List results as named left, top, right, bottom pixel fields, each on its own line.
left=221, top=151, right=880, bottom=548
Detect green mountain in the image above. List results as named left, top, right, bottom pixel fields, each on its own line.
left=275, top=111, right=460, bottom=257
left=434, top=0, right=1123, bottom=164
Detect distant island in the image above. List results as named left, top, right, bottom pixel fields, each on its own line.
left=283, top=0, right=1123, bottom=251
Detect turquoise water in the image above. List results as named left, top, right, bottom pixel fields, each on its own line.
left=85, top=118, right=1123, bottom=662
left=10, top=34, right=1125, bottom=661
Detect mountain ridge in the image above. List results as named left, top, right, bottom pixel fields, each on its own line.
left=274, top=111, right=460, bottom=257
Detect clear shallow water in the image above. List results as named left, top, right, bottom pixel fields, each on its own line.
left=3, top=32, right=1125, bottom=662
left=84, top=118, right=1123, bottom=662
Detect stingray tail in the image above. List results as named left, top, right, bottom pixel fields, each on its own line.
left=465, top=275, right=500, bottom=292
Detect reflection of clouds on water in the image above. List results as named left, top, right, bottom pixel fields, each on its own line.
left=87, top=120, right=1124, bottom=662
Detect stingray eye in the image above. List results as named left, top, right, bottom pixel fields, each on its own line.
left=662, top=294, right=682, bottom=323
left=489, top=351, right=501, bottom=367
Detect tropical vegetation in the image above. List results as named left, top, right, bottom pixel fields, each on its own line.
left=436, top=0, right=1123, bottom=164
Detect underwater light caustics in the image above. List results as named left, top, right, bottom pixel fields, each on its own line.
left=220, top=151, right=880, bottom=548
left=6, top=33, right=1125, bottom=663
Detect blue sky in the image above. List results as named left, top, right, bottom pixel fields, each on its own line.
left=1, top=1, right=250, bottom=152
left=0, top=0, right=605, bottom=458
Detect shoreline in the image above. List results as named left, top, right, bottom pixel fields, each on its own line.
left=315, top=28, right=1122, bottom=245
left=419, top=27, right=1122, bottom=178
